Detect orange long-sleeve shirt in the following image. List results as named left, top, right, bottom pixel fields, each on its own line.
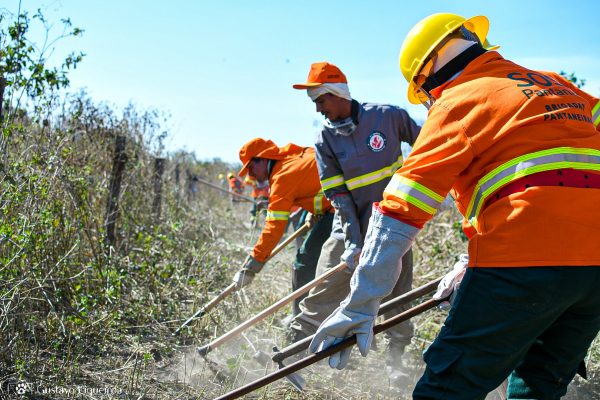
left=380, top=51, right=600, bottom=267
left=252, top=147, right=332, bottom=262
left=228, top=176, right=243, bottom=194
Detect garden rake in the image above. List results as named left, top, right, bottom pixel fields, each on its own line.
left=271, top=276, right=442, bottom=364
left=195, top=176, right=255, bottom=203
left=173, top=220, right=312, bottom=335
left=214, top=293, right=449, bottom=400
left=196, top=261, right=348, bottom=356
left=240, top=332, right=306, bottom=392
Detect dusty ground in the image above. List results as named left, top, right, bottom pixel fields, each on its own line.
left=160, top=203, right=600, bottom=400
left=168, top=293, right=598, bottom=399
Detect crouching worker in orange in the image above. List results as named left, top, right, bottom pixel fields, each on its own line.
left=309, top=12, right=600, bottom=400
left=234, top=138, right=334, bottom=317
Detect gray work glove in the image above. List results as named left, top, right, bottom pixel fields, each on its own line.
left=331, top=193, right=363, bottom=271
left=433, top=253, right=468, bottom=309
left=341, top=244, right=362, bottom=272
left=232, top=255, right=265, bottom=289
left=309, top=207, right=419, bottom=369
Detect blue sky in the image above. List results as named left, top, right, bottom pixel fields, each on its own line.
left=7, top=0, right=600, bottom=163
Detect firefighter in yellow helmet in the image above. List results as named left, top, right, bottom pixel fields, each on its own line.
left=217, top=173, right=226, bottom=188
left=226, top=172, right=243, bottom=203
left=309, top=12, right=600, bottom=399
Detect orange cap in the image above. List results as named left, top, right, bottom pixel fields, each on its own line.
left=238, top=138, right=279, bottom=176
left=292, top=62, right=347, bottom=89
left=239, top=138, right=306, bottom=176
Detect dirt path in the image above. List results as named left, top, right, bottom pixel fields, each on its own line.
left=163, top=204, right=599, bottom=399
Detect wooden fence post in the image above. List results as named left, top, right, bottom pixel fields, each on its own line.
left=105, top=135, right=127, bottom=248
left=0, top=76, right=6, bottom=122
left=152, top=157, right=165, bottom=222
left=186, top=169, right=198, bottom=200
left=0, top=76, right=7, bottom=165
left=174, top=163, right=181, bottom=204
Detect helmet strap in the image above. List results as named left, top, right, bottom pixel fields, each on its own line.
left=421, top=43, right=487, bottom=93
left=420, top=90, right=435, bottom=110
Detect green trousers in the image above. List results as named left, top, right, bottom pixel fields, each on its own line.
left=413, top=266, right=600, bottom=400
left=291, top=212, right=333, bottom=316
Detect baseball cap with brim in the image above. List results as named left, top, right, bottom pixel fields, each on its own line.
left=238, top=138, right=306, bottom=176
left=239, top=138, right=276, bottom=176
left=292, top=62, right=348, bottom=89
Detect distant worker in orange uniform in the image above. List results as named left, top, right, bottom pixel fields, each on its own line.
left=226, top=172, right=244, bottom=203
left=244, top=175, right=270, bottom=223
left=310, top=13, right=600, bottom=400
left=233, top=138, right=335, bottom=317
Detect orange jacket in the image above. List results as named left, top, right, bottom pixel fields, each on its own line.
left=228, top=176, right=243, bottom=194
left=255, top=181, right=270, bottom=199
left=244, top=176, right=270, bottom=198
left=251, top=145, right=332, bottom=262
left=380, top=51, right=600, bottom=267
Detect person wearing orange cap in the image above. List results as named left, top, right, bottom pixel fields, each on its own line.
left=309, top=12, right=600, bottom=399
left=234, top=138, right=334, bottom=318
left=292, top=61, right=421, bottom=371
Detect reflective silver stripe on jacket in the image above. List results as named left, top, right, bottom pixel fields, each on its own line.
left=313, top=191, right=326, bottom=215
left=321, top=174, right=344, bottom=191
left=466, top=147, right=600, bottom=229
left=345, top=155, right=404, bottom=190
left=592, top=100, right=600, bottom=128
left=266, top=210, right=290, bottom=221
left=384, top=174, right=445, bottom=215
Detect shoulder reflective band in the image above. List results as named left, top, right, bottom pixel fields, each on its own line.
left=313, top=191, right=326, bottom=215
left=320, top=155, right=404, bottom=192
left=384, top=174, right=445, bottom=215
left=345, top=155, right=404, bottom=191
left=321, top=174, right=345, bottom=191
left=266, top=210, right=290, bottom=221
left=466, top=147, right=600, bottom=230
left=592, top=100, right=600, bottom=128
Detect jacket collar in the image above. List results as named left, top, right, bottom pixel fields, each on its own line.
left=430, top=51, right=503, bottom=100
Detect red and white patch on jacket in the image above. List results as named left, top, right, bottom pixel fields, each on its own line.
left=367, top=131, right=387, bottom=152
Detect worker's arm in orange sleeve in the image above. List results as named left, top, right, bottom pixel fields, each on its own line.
left=251, top=179, right=294, bottom=262
left=379, top=105, right=475, bottom=227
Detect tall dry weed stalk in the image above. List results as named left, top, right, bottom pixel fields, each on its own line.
left=0, top=9, right=248, bottom=397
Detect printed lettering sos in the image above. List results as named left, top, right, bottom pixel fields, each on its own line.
left=507, top=72, right=565, bottom=88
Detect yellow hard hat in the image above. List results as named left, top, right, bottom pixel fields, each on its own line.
left=399, top=13, right=490, bottom=104
left=227, top=172, right=234, bottom=179
left=218, top=173, right=224, bottom=180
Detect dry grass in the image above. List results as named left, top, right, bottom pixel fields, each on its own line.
left=1, top=99, right=598, bottom=399
left=176, top=206, right=600, bottom=400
